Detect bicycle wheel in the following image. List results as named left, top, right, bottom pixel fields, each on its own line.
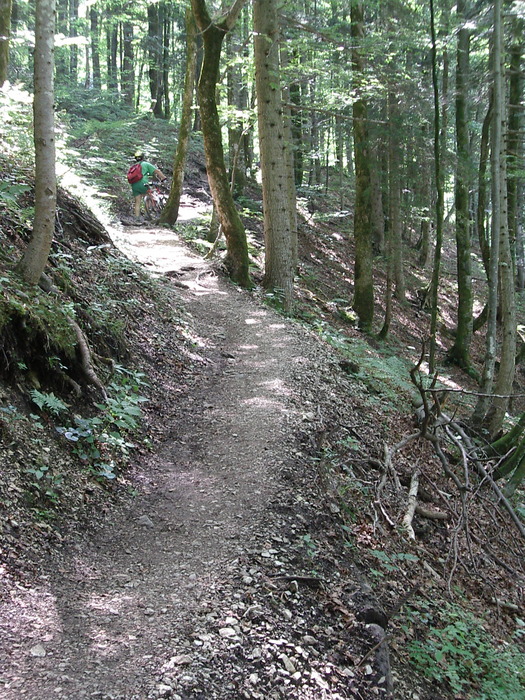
left=144, top=192, right=163, bottom=221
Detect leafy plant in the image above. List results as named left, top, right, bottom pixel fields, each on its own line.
left=302, top=533, right=318, bottom=558
left=407, top=602, right=525, bottom=699
left=264, top=289, right=288, bottom=314
left=57, top=366, right=148, bottom=481
left=30, top=389, right=69, bottom=416
left=25, top=464, right=63, bottom=508
left=369, top=549, right=419, bottom=577
left=0, top=181, right=31, bottom=210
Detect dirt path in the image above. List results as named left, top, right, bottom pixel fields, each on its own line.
left=1, top=224, right=389, bottom=700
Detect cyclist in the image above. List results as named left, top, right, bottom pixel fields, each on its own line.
left=130, top=151, right=167, bottom=221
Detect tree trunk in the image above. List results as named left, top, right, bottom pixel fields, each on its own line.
left=417, top=128, right=431, bottom=269
left=69, top=0, right=78, bottom=83
left=254, top=0, right=296, bottom=311
left=18, top=0, right=57, bottom=284
left=473, top=0, right=512, bottom=432
left=428, top=0, right=445, bottom=373
left=447, top=0, right=473, bottom=372
left=488, top=16, right=515, bottom=436
left=476, top=93, right=493, bottom=275
left=106, top=22, right=118, bottom=92
left=191, top=0, right=252, bottom=288
left=121, top=21, right=134, bottom=107
left=148, top=2, right=164, bottom=117
left=161, top=8, right=197, bottom=225
left=370, top=143, right=385, bottom=254
left=290, top=61, right=304, bottom=187
left=226, top=30, right=247, bottom=196
left=0, top=0, right=12, bottom=85
left=508, top=18, right=524, bottom=289
left=162, top=5, right=170, bottom=119
left=280, top=43, right=298, bottom=271
left=55, top=0, right=68, bottom=82
left=388, top=86, right=405, bottom=301
left=90, top=6, right=101, bottom=90
left=351, top=1, right=374, bottom=333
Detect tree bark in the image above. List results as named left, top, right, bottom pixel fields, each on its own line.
left=289, top=59, right=304, bottom=187
left=191, top=0, right=252, bottom=288
left=370, top=142, right=385, bottom=255
left=106, top=20, right=118, bottom=92
left=226, top=29, right=247, bottom=196
left=388, top=85, right=405, bottom=301
left=476, top=93, right=493, bottom=276
left=508, top=18, right=524, bottom=289
left=148, top=2, right=164, bottom=117
left=254, top=0, right=296, bottom=311
left=0, top=0, right=12, bottom=85
left=69, top=0, right=78, bottom=83
left=90, top=5, right=101, bottom=90
left=161, top=8, right=197, bottom=225
left=351, top=1, right=374, bottom=332
left=428, top=0, right=445, bottom=373
left=18, top=0, right=57, bottom=284
left=121, top=21, right=134, bottom=107
left=474, top=0, right=514, bottom=434
left=447, top=0, right=473, bottom=372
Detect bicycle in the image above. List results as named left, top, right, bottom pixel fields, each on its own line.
left=143, top=181, right=169, bottom=221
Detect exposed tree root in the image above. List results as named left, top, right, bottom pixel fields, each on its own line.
left=67, top=317, right=107, bottom=399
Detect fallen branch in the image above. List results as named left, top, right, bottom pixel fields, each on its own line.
left=415, top=505, right=449, bottom=521
left=451, top=420, right=525, bottom=542
left=402, top=470, right=420, bottom=540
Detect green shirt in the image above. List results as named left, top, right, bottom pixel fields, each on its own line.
left=131, top=161, right=156, bottom=195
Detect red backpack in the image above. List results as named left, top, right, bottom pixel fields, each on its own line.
left=127, top=162, right=143, bottom=184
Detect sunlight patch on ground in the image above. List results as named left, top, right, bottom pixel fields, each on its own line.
left=259, top=378, right=292, bottom=396
left=110, top=226, right=202, bottom=273
left=242, top=396, right=287, bottom=410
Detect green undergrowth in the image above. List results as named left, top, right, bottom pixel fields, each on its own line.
left=1, top=364, right=149, bottom=520
left=0, top=151, right=192, bottom=529
left=307, top=318, right=416, bottom=410
left=404, top=600, right=525, bottom=699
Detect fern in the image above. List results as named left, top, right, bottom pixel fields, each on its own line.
left=30, top=389, right=69, bottom=416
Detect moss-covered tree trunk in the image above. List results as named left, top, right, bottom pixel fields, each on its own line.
left=160, top=7, right=197, bottom=225
left=18, top=0, right=57, bottom=285
left=191, top=0, right=252, bottom=288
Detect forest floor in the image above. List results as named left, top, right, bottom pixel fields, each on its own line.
left=0, top=201, right=404, bottom=699
left=1, top=138, right=524, bottom=700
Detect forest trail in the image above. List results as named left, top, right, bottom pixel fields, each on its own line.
left=2, top=218, right=372, bottom=699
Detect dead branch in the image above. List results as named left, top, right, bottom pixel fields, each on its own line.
left=402, top=470, right=420, bottom=540
left=450, top=419, right=525, bottom=541
left=415, top=505, right=449, bottom=521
